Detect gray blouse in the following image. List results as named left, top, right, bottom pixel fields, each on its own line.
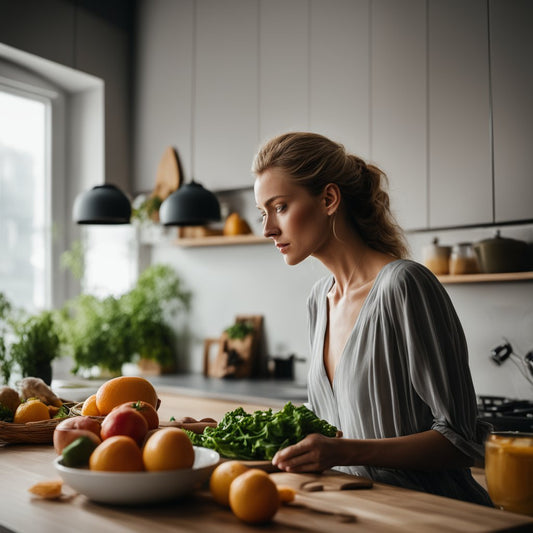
left=306, top=259, right=493, bottom=505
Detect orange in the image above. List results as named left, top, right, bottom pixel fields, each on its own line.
left=229, top=469, right=280, bottom=524
left=13, top=399, right=51, bottom=424
left=89, top=435, right=144, bottom=472
left=209, top=460, right=249, bottom=506
left=95, top=376, right=158, bottom=415
left=81, top=394, right=100, bottom=416
left=142, top=427, right=194, bottom=471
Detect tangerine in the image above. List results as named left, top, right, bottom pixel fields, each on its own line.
left=13, top=399, right=51, bottom=424
left=81, top=394, right=100, bottom=416
left=209, top=460, right=249, bottom=506
left=95, top=376, right=158, bottom=415
left=89, top=435, right=144, bottom=472
left=142, top=427, right=194, bottom=471
left=229, top=469, right=280, bottom=524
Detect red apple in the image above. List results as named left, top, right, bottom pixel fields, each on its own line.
left=114, top=401, right=159, bottom=430
left=53, top=416, right=102, bottom=455
left=100, top=405, right=148, bottom=446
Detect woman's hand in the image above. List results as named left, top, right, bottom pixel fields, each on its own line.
left=272, top=433, right=341, bottom=472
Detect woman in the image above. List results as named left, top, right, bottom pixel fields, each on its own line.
left=253, top=132, right=492, bottom=506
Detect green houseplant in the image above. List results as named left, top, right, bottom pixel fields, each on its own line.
left=59, top=264, right=190, bottom=376
left=9, top=310, right=61, bottom=385
left=0, top=293, right=12, bottom=384
left=0, top=295, right=62, bottom=386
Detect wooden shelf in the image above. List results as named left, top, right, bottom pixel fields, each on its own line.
left=438, top=271, right=533, bottom=284
left=174, top=234, right=270, bottom=248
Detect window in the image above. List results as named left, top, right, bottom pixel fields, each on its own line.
left=0, top=67, right=63, bottom=312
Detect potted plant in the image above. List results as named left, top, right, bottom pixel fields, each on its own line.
left=122, top=264, right=190, bottom=374
left=59, top=264, right=190, bottom=377
left=2, top=309, right=61, bottom=385
left=58, top=294, right=133, bottom=378
left=0, top=292, right=12, bottom=384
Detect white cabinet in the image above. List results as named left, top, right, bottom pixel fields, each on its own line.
left=490, top=0, right=533, bottom=223
left=133, top=0, right=194, bottom=194
left=370, top=0, right=427, bottom=231
left=259, top=0, right=309, bottom=143
left=428, top=0, right=492, bottom=228
left=310, top=0, right=370, bottom=158
left=194, top=0, right=259, bottom=191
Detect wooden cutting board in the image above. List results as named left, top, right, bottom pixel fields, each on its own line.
left=271, top=471, right=372, bottom=523
left=152, top=146, right=181, bottom=200
left=271, top=471, right=373, bottom=492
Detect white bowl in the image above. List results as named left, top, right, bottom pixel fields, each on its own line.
left=54, top=446, right=220, bottom=505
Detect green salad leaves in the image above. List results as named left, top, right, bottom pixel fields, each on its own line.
left=187, top=402, right=338, bottom=460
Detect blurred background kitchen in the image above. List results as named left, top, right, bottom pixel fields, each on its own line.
left=0, top=1, right=531, bottom=410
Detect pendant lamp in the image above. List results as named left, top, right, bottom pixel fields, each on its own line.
left=159, top=180, right=221, bottom=226
left=73, top=184, right=131, bottom=224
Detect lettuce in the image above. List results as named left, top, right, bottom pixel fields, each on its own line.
left=187, top=402, right=337, bottom=460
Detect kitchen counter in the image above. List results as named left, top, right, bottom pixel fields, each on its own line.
left=1, top=391, right=533, bottom=533
left=148, top=373, right=309, bottom=404
left=52, top=373, right=309, bottom=406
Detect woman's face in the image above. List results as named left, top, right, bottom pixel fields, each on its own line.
left=254, top=167, right=330, bottom=266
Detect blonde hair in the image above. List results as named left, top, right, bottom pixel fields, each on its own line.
left=252, top=132, right=409, bottom=259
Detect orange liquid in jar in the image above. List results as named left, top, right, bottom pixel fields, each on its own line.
left=485, top=433, right=533, bottom=515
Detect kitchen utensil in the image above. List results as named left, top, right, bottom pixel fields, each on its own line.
left=153, top=146, right=181, bottom=201
left=473, top=231, right=528, bottom=273
left=269, top=354, right=307, bottom=379
left=485, top=432, right=533, bottom=515
left=449, top=242, right=480, bottom=275
left=422, top=237, right=452, bottom=275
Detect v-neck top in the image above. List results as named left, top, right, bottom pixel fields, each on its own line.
left=306, top=259, right=493, bottom=505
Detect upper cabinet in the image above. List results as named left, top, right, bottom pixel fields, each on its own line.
left=133, top=0, right=533, bottom=228
left=490, top=0, right=533, bottom=223
left=259, top=0, right=309, bottom=142
left=370, top=0, right=427, bottom=230
left=194, top=0, right=259, bottom=191
left=309, top=0, right=370, bottom=158
left=428, top=0, right=492, bottom=228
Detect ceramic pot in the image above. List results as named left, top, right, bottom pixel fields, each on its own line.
left=473, top=231, right=527, bottom=273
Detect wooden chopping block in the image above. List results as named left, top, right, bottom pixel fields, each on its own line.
left=153, top=146, right=181, bottom=200
left=272, top=471, right=371, bottom=523
left=271, top=470, right=373, bottom=492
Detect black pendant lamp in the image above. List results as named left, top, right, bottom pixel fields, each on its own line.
left=73, top=184, right=131, bottom=224
left=159, top=180, right=221, bottom=226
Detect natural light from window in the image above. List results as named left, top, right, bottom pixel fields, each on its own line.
left=0, top=89, right=48, bottom=312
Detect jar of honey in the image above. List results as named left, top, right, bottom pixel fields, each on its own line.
left=449, top=242, right=480, bottom=275
left=422, top=237, right=452, bottom=276
left=485, top=432, right=533, bottom=515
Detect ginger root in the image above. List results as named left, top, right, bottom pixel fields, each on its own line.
left=19, top=377, right=62, bottom=407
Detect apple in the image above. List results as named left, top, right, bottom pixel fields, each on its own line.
left=100, top=405, right=148, bottom=446
left=53, top=416, right=102, bottom=455
left=114, top=401, right=159, bottom=430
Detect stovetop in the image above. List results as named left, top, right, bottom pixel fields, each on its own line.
left=477, top=395, right=533, bottom=432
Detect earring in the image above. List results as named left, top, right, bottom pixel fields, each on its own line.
left=331, top=213, right=340, bottom=242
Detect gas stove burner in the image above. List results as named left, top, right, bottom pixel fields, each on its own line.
left=477, top=395, right=533, bottom=432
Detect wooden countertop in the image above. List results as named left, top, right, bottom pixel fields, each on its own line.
left=1, top=392, right=532, bottom=533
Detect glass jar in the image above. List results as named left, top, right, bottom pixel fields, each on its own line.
left=422, top=238, right=451, bottom=275
left=485, top=432, right=533, bottom=515
left=449, top=242, right=480, bottom=275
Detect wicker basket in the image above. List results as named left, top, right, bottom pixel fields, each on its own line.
left=0, top=403, right=76, bottom=445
